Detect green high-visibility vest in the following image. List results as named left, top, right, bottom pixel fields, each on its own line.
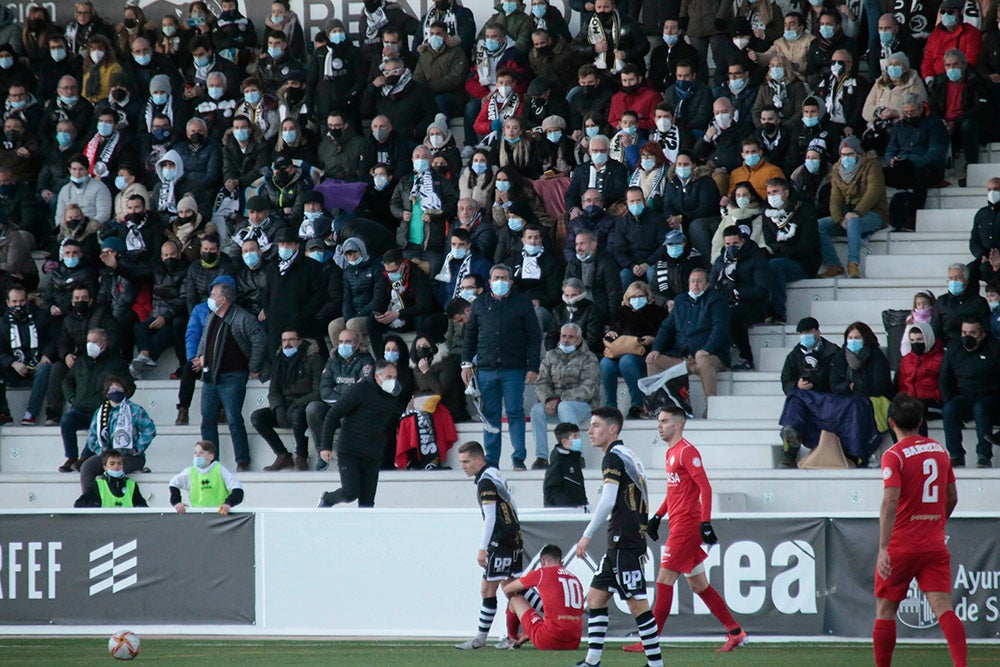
left=96, top=477, right=135, bottom=508
left=188, top=464, right=229, bottom=507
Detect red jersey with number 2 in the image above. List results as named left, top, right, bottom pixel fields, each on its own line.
left=518, top=565, right=584, bottom=635
left=655, top=438, right=712, bottom=532
left=880, top=436, right=954, bottom=552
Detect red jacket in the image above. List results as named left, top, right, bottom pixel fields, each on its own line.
left=922, top=23, right=982, bottom=79
left=896, top=342, right=944, bottom=402
left=608, top=85, right=663, bottom=131
left=473, top=93, right=524, bottom=136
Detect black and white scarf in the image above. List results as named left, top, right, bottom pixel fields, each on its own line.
left=8, top=312, right=39, bottom=365
left=381, top=68, right=413, bottom=97
left=765, top=78, right=789, bottom=114
left=193, top=56, right=215, bottom=86
left=279, top=250, right=298, bottom=276
left=474, top=37, right=509, bottom=85
left=97, top=399, right=135, bottom=454
left=649, top=126, right=680, bottom=163
left=125, top=220, right=147, bottom=253
left=435, top=252, right=472, bottom=298
left=486, top=90, right=519, bottom=122
left=423, top=3, right=459, bottom=41
left=237, top=223, right=272, bottom=252
left=587, top=10, right=621, bottom=70
left=364, top=2, right=389, bottom=45
left=519, top=248, right=542, bottom=280
left=629, top=164, right=666, bottom=200
left=409, top=170, right=443, bottom=212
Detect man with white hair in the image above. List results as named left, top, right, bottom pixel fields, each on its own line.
left=564, top=133, right=628, bottom=218
left=174, top=116, right=222, bottom=197
left=529, top=323, right=600, bottom=469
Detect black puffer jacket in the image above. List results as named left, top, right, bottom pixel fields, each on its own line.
left=182, top=255, right=235, bottom=313
left=612, top=208, right=670, bottom=268
left=342, top=251, right=379, bottom=320
left=43, top=262, right=98, bottom=313
left=709, top=239, right=771, bottom=308
left=150, top=262, right=187, bottom=320
left=268, top=339, right=324, bottom=411
left=940, top=337, right=1000, bottom=402
left=931, top=285, right=991, bottom=350
left=462, top=289, right=541, bottom=372
left=830, top=346, right=893, bottom=398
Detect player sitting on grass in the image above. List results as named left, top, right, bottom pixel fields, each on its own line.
left=500, top=543, right=584, bottom=650
left=74, top=449, right=147, bottom=508
left=169, top=440, right=244, bottom=515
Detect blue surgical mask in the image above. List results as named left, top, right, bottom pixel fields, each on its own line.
left=770, top=67, right=785, bottom=81
left=803, top=115, right=820, bottom=128
left=471, top=161, right=488, bottom=174
left=845, top=339, right=864, bottom=354
left=193, top=456, right=207, bottom=468
left=729, top=77, right=747, bottom=94
left=0, top=57, right=13, bottom=70
left=948, top=280, right=964, bottom=296
left=233, top=128, right=250, bottom=142
left=281, top=130, right=297, bottom=144
left=384, top=349, right=400, bottom=363
left=840, top=156, right=857, bottom=171
left=887, top=65, right=903, bottom=80
left=621, top=126, right=637, bottom=136
left=114, top=176, right=128, bottom=190
left=507, top=217, right=523, bottom=232
left=799, top=334, right=816, bottom=349
left=805, top=158, right=821, bottom=174
left=744, top=153, right=761, bottom=168
left=63, top=256, right=80, bottom=268
left=736, top=196, right=751, bottom=209
left=97, top=122, right=114, bottom=137
left=502, top=1, right=517, bottom=14
left=523, top=243, right=542, bottom=256
left=8, top=99, right=24, bottom=110
left=663, top=33, right=679, bottom=46
left=208, top=86, right=224, bottom=100
left=819, top=25, right=835, bottom=40
left=484, top=38, right=500, bottom=51
left=347, top=257, right=363, bottom=266
left=242, top=251, right=260, bottom=268
left=628, top=203, right=644, bottom=217
left=50, top=48, right=67, bottom=62
left=282, top=346, right=298, bottom=357
left=428, top=34, right=445, bottom=50
left=629, top=296, right=647, bottom=310
left=459, top=288, right=476, bottom=301
left=585, top=126, right=599, bottom=138
left=388, top=271, right=402, bottom=282
left=558, top=343, right=577, bottom=354
left=106, top=469, right=125, bottom=478
left=991, top=300, right=1000, bottom=312
left=134, top=53, right=152, bottom=66
left=207, top=297, right=220, bottom=313
left=161, top=167, right=176, bottom=181
left=193, top=55, right=210, bottom=68
left=277, top=247, right=295, bottom=261
left=569, top=437, right=583, bottom=452
left=590, top=152, right=608, bottom=166
left=783, top=29, right=798, bottom=41
left=491, top=280, right=510, bottom=296
left=941, top=13, right=957, bottom=28
left=532, top=4, right=547, bottom=18
left=245, top=91, right=261, bottom=105
left=59, top=94, right=77, bottom=106
left=151, top=92, right=168, bottom=105
left=688, top=289, right=702, bottom=300
left=56, top=131, right=72, bottom=147
left=331, top=31, right=347, bottom=44
left=879, top=30, right=893, bottom=45
left=267, top=46, right=283, bottom=59
left=413, top=158, right=430, bottom=173
left=495, top=180, right=511, bottom=192
left=640, top=157, right=656, bottom=171
left=946, top=68, right=963, bottom=82
left=338, top=343, right=354, bottom=358
left=675, top=165, right=691, bottom=180
left=666, top=244, right=684, bottom=259
left=452, top=247, right=468, bottom=259
left=546, top=131, right=562, bottom=143
left=504, top=134, right=521, bottom=144
left=307, top=251, right=325, bottom=263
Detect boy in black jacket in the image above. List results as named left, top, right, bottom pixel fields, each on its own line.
left=542, top=423, right=588, bottom=510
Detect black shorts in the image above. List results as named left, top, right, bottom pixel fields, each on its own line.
left=591, top=548, right=648, bottom=600
left=484, top=546, right=524, bottom=582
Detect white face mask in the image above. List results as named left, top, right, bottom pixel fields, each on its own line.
left=86, top=341, right=101, bottom=358
left=655, top=117, right=672, bottom=133
left=429, top=134, right=444, bottom=148
left=989, top=190, right=1000, bottom=205
left=767, top=193, right=785, bottom=209
left=715, top=112, right=732, bottom=129
left=381, top=377, right=398, bottom=395
left=732, top=37, right=750, bottom=50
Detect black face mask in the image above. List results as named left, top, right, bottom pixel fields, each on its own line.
left=579, top=85, right=596, bottom=98
left=327, top=127, right=343, bottom=140
left=177, top=214, right=195, bottom=225
left=621, top=84, right=638, bottom=95
left=384, top=75, right=401, bottom=86
left=66, top=217, right=83, bottom=228
left=415, top=346, right=435, bottom=359
left=201, top=252, right=219, bottom=264
left=189, top=132, right=205, bottom=146
left=286, top=87, right=304, bottom=104
left=274, top=170, right=291, bottom=186
left=761, top=122, right=777, bottom=137
left=9, top=305, right=27, bottom=319
left=535, top=44, right=552, bottom=56
left=220, top=10, right=240, bottom=20
left=73, top=301, right=91, bottom=315
left=111, top=88, right=128, bottom=103
left=596, top=10, right=613, bottom=21
left=163, top=257, right=180, bottom=273
left=434, top=0, right=450, bottom=9
left=962, top=335, right=979, bottom=351
left=905, top=114, right=923, bottom=127
left=910, top=341, right=926, bottom=355
left=123, top=18, right=138, bottom=29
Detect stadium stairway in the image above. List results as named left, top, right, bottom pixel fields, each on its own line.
left=2, top=154, right=999, bottom=514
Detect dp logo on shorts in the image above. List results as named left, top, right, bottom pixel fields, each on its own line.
left=896, top=580, right=938, bottom=630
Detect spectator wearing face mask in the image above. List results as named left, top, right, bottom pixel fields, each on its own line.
left=896, top=322, right=944, bottom=437
left=255, top=30, right=304, bottom=96
left=262, top=155, right=312, bottom=224
left=129, top=239, right=188, bottom=380
left=0, top=284, right=56, bottom=425
left=262, top=228, right=325, bottom=353
left=543, top=422, right=588, bottom=509
left=939, top=318, right=1000, bottom=468
left=931, top=263, right=990, bottom=350
left=318, top=112, right=365, bottom=181
left=173, top=117, right=221, bottom=196
left=410, top=334, right=468, bottom=422
left=307, top=19, right=364, bottom=127
left=359, top=115, right=412, bottom=180
left=971, top=179, right=1000, bottom=286
left=362, top=56, right=436, bottom=143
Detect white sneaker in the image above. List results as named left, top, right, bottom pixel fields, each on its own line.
left=454, top=636, right=486, bottom=650
left=494, top=636, right=515, bottom=650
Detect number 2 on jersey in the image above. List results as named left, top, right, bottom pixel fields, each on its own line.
left=559, top=575, right=584, bottom=610
left=921, top=458, right=939, bottom=504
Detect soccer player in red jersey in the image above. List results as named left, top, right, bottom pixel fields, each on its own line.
left=873, top=394, right=967, bottom=667
left=501, top=544, right=584, bottom=650
left=624, top=405, right=748, bottom=653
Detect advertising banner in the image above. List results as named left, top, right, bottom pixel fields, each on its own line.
left=0, top=513, right=254, bottom=625
left=522, top=517, right=827, bottom=637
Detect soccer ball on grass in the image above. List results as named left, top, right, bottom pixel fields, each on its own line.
left=108, top=630, right=140, bottom=660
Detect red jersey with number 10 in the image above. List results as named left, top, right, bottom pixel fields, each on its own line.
left=518, top=565, right=584, bottom=635
left=880, top=436, right=954, bottom=552
left=655, top=438, right=712, bottom=530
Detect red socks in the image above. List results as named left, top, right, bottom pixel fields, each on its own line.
left=652, top=582, right=673, bottom=633
left=505, top=607, right=519, bottom=640
left=697, top=585, right=739, bottom=631
left=938, top=610, right=967, bottom=667
left=872, top=618, right=896, bottom=667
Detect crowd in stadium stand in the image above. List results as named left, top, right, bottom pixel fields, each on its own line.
left=0, top=0, right=998, bottom=485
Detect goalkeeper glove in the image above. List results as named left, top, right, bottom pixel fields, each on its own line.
left=646, top=515, right=662, bottom=541
left=700, top=521, right=718, bottom=545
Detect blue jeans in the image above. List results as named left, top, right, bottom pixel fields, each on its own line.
left=768, top=258, right=808, bottom=318
left=433, top=93, right=461, bottom=119
left=200, top=371, right=250, bottom=464
left=942, top=395, right=1000, bottom=461
left=529, top=399, right=592, bottom=460
left=2, top=361, right=52, bottom=418
left=60, top=407, right=91, bottom=458
left=619, top=266, right=657, bottom=290
left=600, top=354, right=645, bottom=409
left=818, top=213, right=883, bottom=266
left=478, top=367, right=526, bottom=465
left=133, top=316, right=175, bottom=359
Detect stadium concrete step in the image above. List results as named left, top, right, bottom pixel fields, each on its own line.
left=3, top=466, right=997, bottom=513
left=862, top=254, right=958, bottom=279
left=883, top=232, right=968, bottom=255
left=810, top=298, right=910, bottom=325
left=915, top=208, right=977, bottom=232
left=964, top=163, right=1000, bottom=188
left=926, top=187, right=992, bottom=209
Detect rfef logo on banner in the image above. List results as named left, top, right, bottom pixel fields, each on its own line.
left=88, top=540, right=138, bottom=596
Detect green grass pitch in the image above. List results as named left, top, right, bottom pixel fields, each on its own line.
left=0, top=638, right=998, bottom=665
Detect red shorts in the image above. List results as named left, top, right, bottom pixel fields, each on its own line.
left=660, top=528, right=707, bottom=575
left=874, top=547, right=951, bottom=602
left=519, top=608, right=581, bottom=651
